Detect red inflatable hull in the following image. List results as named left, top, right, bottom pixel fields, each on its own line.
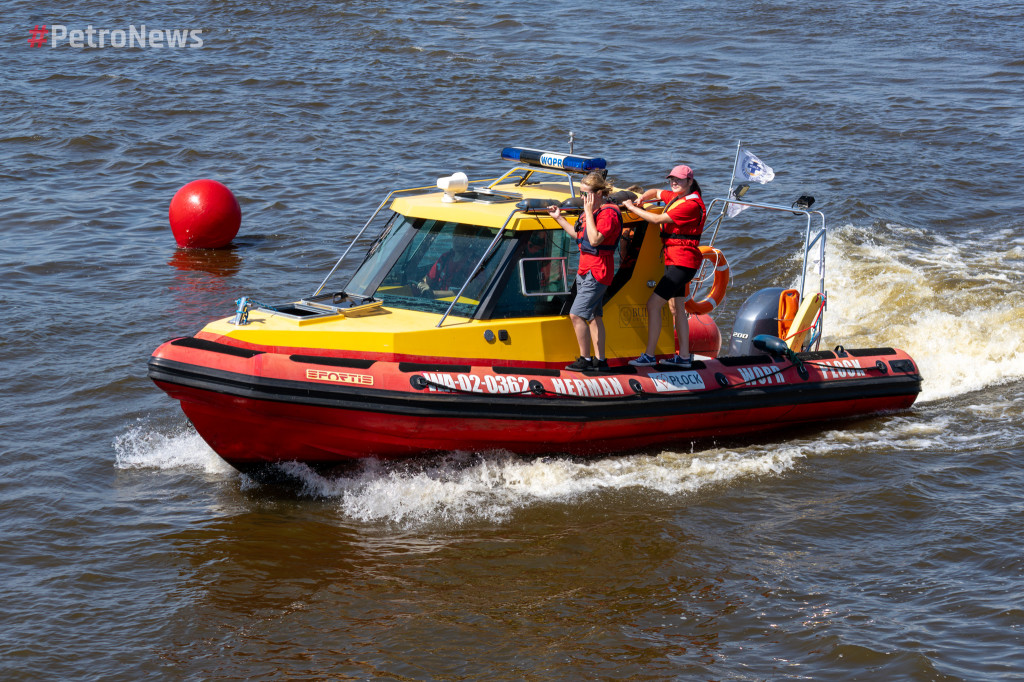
left=148, top=336, right=922, bottom=471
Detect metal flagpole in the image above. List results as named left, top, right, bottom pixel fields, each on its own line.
left=703, top=140, right=743, bottom=249
left=724, top=139, right=742, bottom=217
left=693, top=140, right=743, bottom=297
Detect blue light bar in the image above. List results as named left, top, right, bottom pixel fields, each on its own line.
left=500, top=147, right=607, bottom=174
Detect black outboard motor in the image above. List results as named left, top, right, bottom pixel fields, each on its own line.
left=727, top=287, right=785, bottom=356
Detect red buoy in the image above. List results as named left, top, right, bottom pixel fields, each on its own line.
left=169, top=179, right=241, bottom=249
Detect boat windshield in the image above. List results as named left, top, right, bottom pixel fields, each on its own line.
left=345, top=215, right=512, bottom=318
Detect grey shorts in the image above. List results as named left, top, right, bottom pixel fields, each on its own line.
left=569, top=272, right=608, bottom=320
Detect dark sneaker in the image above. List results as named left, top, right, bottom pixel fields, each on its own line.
left=591, top=358, right=610, bottom=372
left=628, top=353, right=658, bottom=367
left=662, top=354, right=693, bottom=369
left=565, top=357, right=592, bottom=372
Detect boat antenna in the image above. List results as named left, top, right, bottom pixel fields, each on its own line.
left=568, top=131, right=574, bottom=154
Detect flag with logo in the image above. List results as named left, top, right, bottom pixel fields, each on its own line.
left=727, top=147, right=775, bottom=217
left=734, top=148, right=775, bottom=184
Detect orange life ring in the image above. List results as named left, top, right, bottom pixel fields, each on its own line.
left=684, top=246, right=730, bottom=314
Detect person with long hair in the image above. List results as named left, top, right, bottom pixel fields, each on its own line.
left=622, top=164, right=706, bottom=368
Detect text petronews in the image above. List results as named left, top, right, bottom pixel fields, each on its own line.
left=49, top=25, right=204, bottom=48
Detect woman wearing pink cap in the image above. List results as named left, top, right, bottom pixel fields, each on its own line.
left=622, top=164, right=706, bottom=368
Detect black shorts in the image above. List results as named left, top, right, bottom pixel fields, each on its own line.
left=653, top=265, right=698, bottom=300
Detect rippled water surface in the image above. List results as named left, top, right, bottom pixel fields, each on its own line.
left=3, top=0, right=1024, bottom=679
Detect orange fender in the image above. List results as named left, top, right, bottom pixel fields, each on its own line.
left=777, top=288, right=800, bottom=338
left=785, top=292, right=824, bottom=352
left=688, top=313, right=722, bottom=358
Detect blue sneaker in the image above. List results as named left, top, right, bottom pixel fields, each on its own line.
left=662, top=354, right=693, bottom=369
left=628, top=353, right=658, bottom=367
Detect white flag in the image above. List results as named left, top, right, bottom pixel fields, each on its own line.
left=734, top=148, right=775, bottom=184
left=726, top=184, right=750, bottom=217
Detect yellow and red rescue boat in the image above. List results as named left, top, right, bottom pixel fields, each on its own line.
left=148, top=147, right=921, bottom=472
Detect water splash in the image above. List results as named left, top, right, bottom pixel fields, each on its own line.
left=258, top=444, right=808, bottom=526
left=112, top=419, right=234, bottom=475
left=812, top=223, right=1024, bottom=402
left=115, top=372, right=990, bottom=531
left=261, top=407, right=980, bottom=527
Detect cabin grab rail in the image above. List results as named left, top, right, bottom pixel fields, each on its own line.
left=490, top=166, right=580, bottom=198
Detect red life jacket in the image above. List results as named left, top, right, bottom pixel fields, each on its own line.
left=576, top=204, right=623, bottom=256
left=660, top=192, right=705, bottom=248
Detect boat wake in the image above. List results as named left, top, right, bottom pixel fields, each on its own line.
left=283, top=409, right=969, bottom=526
left=109, top=408, right=956, bottom=527
left=814, top=222, right=1024, bottom=403
left=272, top=446, right=805, bottom=525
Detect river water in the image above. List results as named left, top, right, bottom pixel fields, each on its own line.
left=3, top=0, right=1023, bottom=679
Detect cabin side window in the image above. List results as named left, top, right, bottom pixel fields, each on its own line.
left=487, top=230, right=575, bottom=319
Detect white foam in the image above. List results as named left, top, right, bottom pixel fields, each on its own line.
left=805, top=223, right=1024, bottom=402
left=266, top=408, right=990, bottom=526
left=114, top=409, right=1001, bottom=528
left=112, top=419, right=234, bottom=475
left=264, top=446, right=810, bottom=526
